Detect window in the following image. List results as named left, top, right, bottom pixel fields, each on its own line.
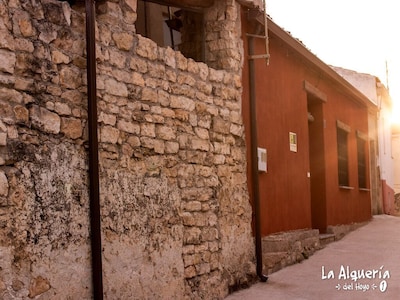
left=357, top=131, right=368, bottom=189
left=136, top=0, right=204, bottom=62
left=337, top=121, right=350, bottom=187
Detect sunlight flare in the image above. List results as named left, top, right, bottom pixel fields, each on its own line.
left=391, top=99, right=400, bottom=125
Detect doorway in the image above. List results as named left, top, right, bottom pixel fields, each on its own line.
left=307, top=95, right=327, bottom=232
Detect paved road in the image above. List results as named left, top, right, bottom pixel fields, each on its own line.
left=226, top=215, right=400, bottom=300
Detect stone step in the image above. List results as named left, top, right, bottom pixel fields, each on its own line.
left=319, top=233, right=335, bottom=247
left=261, top=229, right=322, bottom=275
left=262, top=229, right=320, bottom=253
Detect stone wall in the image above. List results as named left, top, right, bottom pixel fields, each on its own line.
left=0, top=0, right=255, bottom=299
left=262, top=229, right=321, bottom=275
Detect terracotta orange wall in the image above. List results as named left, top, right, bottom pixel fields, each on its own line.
left=242, top=18, right=312, bottom=235
left=322, top=88, right=372, bottom=226
left=242, top=13, right=371, bottom=235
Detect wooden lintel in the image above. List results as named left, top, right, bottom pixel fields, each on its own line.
left=356, top=130, right=368, bottom=141
left=336, top=120, right=351, bottom=133
left=145, top=0, right=214, bottom=9
left=304, top=80, right=327, bottom=103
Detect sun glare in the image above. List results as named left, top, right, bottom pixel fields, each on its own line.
left=391, top=100, right=400, bottom=125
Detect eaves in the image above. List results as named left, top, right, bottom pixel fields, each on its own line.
left=251, top=12, right=377, bottom=111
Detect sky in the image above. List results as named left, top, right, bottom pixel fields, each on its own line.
left=265, top=0, right=400, bottom=124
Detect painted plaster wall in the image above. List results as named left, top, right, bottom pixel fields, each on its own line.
left=241, top=15, right=313, bottom=235
left=333, top=67, right=395, bottom=214
left=393, top=128, right=400, bottom=194
left=241, top=15, right=371, bottom=235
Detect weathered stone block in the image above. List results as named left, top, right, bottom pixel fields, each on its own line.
left=0, top=74, right=15, bottom=86
left=209, top=69, right=224, bottom=83
left=15, top=77, right=34, bottom=91
left=0, top=29, right=15, bottom=51
left=129, top=56, right=148, bottom=73
left=175, top=52, right=188, bottom=71
left=181, top=212, right=209, bottom=227
left=230, top=123, right=243, bottom=137
left=183, top=253, right=202, bottom=268
left=148, top=65, right=167, bottom=81
left=194, top=127, right=210, bottom=140
left=109, top=49, right=127, bottom=68
left=28, top=276, right=50, bottom=298
left=0, top=132, right=6, bottom=146
left=183, top=201, right=202, bottom=212
left=165, top=141, right=179, bottom=154
left=97, top=1, right=123, bottom=25
left=190, top=138, right=210, bottom=152
left=177, top=73, right=196, bottom=87
left=104, top=78, right=128, bottom=97
left=29, top=105, right=61, bottom=134
left=117, top=120, right=140, bottom=134
left=55, top=102, right=71, bottom=116
left=213, top=142, right=230, bottom=155
left=127, top=136, right=140, bottom=147
left=99, top=112, right=116, bottom=126
left=0, top=87, right=23, bottom=104
left=156, top=125, right=176, bottom=140
left=15, top=39, right=34, bottom=56
left=38, top=27, right=57, bottom=44
left=208, top=241, right=219, bottom=253
left=184, top=266, right=197, bottom=278
left=100, top=126, right=120, bottom=144
left=51, top=50, right=70, bottom=64
left=19, top=18, right=35, bottom=37
left=61, top=90, right=83, bottom=104
left=184, top=227, right=202, bottom=245
left=131, top=72, right=145, bottom=86
left=13, top=105, right=29, bottom=124
left=162, top=47, right=176, bottom=68
left=123, top=0, right=137, bottom=12
left=59, top=66, right=82, bottom=89
left=61, top=117, right=82, bottom=139
left=153, top=139, right=165, bottom=154
left=140, top=123, right=155, bottom=137
left=141, top=88, right=158, bottom=102
left=136, top=35, right=158, bottom=60
left=112, top=32, right=134, bottom=51
left=140, top=136, right=154, bottom=149
left=201, top=227, right=219, bottom=242
left=212, top=116, right=230, bottom=134
left=196, top=263, right=211, bottom=275
left=0, top=170, right=8, bottom=197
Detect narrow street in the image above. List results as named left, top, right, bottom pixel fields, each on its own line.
left=226, top=215, right=400, bottom=300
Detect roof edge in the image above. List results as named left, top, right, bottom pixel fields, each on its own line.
left=251, top=12, right=376, bottom=110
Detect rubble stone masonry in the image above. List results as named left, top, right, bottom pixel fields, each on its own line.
left=0, top=0, right=255, bottom=299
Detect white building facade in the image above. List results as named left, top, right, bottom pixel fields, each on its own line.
left=393, top=125, right=400, bottom=195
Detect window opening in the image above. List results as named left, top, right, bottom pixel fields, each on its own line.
left=136, top=0, right=204, bottom=62
left=337, top=126, right=349, bottom=187
left=357, top=132, right=367, bottom=189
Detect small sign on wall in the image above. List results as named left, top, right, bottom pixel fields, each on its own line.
left=289, top=132, right=297, bottom=152
left=257, top=147, right=267, bottom=172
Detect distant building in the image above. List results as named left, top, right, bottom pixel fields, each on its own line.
left=393, top=124, right=400, bottom=195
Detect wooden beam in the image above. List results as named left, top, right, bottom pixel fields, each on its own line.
left=145, top=0, right=214, bottom=9
left=337, top=120, right=351, bottom=133
left=304, top=80, right=328, bottom=103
